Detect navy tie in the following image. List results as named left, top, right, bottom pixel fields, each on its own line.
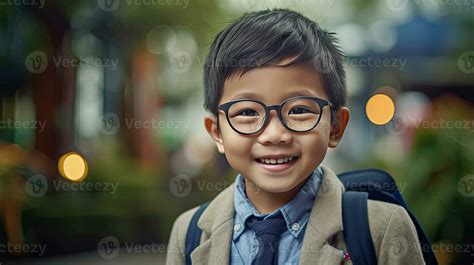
left=246, top=211, right=287, bottom=265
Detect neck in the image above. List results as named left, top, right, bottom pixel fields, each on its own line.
left=244, top=178, right=308, bottom=214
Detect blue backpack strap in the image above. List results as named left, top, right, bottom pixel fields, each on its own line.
left=185, top=201, right=210, bottom=265
left=339, top=169, right=438, bottom=265
left=342, top=191, right=377, bottom=265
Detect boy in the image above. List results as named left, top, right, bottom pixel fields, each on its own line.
left=166, top=9, right=425, bottom=265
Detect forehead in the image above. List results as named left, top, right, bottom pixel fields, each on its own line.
left=221, top=63, right=327, bottom=104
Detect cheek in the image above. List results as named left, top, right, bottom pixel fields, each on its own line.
left=318, top=113, right=333, bottom=134
left=299, top=122, right=331, bottom=164
left=220, top=126, right=253, bottom=162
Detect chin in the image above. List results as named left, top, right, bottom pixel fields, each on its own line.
left=256, top=179, right=299, bottom=194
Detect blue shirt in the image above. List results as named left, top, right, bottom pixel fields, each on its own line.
left=230, top=167, right=324, bottom=265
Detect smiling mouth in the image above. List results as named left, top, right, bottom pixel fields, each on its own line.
left=254, top=156, right=299, bottom=172
left=255, top=156, right=300, bottom=165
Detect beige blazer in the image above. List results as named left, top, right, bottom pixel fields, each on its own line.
left=165, top=166, right=426, bottom=265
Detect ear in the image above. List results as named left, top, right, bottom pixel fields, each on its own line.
left=204, top=114, right=225, bottom=154
left=328, top=107, right=350, bottom=148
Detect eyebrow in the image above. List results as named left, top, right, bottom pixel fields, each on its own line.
left=230, top=88, right=319, bottom=101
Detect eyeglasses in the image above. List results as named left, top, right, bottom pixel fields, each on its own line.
left=217, top=96, right=334, bottom=135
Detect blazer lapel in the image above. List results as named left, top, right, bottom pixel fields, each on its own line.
left=299, top=166, right=346, bottom=264
left=190, top=184, right=235, bottom=265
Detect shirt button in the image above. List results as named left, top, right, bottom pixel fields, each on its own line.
left=234, top=223, right=242, bottom=232
left=291, top=223, right=300, bottom=231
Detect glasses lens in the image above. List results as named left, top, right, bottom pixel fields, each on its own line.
left=228, top=101, right=266, bottom=134
left=282, top=98, right=321, bottom=131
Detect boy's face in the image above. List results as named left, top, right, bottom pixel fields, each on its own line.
left=204, top=61, right=350, bottom=195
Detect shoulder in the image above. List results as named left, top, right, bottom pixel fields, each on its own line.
left=166, top=205, right=201, bottom=265
left=166, top=183, right=236, bottom=265
left=367, top=200, right=411, bottom=252
left=367, top=200, right=425, bottom=264
left=175, top=205, right=202, bottom=231
left=170, top=183, right=235, bottom=236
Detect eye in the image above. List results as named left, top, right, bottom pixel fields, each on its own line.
left=237, top=109, right=259, bottom=116
left=289, top=107, right=313, bottom=115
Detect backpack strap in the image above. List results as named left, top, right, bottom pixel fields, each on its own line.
left=339, top=169, right=437, bottom=265
left=185, top=201, right=210, bottom=265
left=342, top=191, right=377, bottom=265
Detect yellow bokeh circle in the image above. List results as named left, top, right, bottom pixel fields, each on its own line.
left=58, top=152, right=88, bottom=182
left=366, top=94, right=395, bottom=125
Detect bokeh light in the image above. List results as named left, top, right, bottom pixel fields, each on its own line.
left=58, top=152, right=88, bottom=182
left=366, top=94, right=396, bottom=125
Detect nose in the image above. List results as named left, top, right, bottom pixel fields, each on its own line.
left=257, top=110, right=293, bottom=145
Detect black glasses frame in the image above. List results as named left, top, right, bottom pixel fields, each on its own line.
left=217, top=96, right=335, bottom=135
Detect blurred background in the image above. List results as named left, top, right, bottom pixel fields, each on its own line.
left=0, top=0, right=473, bottom=264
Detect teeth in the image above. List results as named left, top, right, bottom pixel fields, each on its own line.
left=259, top=156, right=297, bottom=165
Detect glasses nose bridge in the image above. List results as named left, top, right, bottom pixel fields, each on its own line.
left=263, top=104, right=285, bottom=128
left=266, top=104, right=282, bottom=115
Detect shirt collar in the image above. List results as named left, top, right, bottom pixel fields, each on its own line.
left=233, top=167, right=323, bottom=240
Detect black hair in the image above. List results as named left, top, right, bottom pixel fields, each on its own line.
left=203, top=8, right=346, bottom=117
